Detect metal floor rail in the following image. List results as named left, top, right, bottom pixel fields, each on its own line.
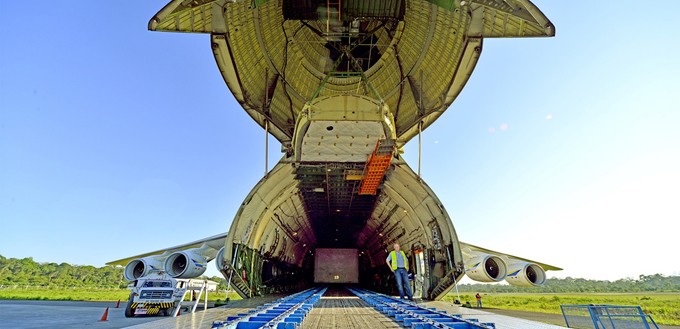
left=348, top=288, right=496, bottom=329
left=211, top=287, right=327, bottom=329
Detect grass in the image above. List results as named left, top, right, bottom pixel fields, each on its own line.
left=0, top=287, right=242, bottom=303
left=444, top=292, right=680, bottom=326
left=0, top=287, right=131, bottom=301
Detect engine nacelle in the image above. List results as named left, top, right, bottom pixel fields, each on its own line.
left=215, top=247, right=226, bottom=272
left=464, top=254, right=507, bottom=282
left=505, top=261, right=546, bottom=286
left=124, top=256, right=166, bottom=281
left=164, top=250, right=208, bottom=278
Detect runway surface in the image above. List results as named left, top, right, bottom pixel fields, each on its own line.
left=0, top=297, right=566, bottom=329
left=0, top=300, right=158, bottom=329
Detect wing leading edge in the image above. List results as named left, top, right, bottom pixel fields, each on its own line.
left=460, top=241, right=562, bottom=271
left=106, top=232, right=227, bottom=267
left=460, top=241, right=561, bottom=287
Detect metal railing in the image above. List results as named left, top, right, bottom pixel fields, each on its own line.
left=561, top=304, right=659, bottom=329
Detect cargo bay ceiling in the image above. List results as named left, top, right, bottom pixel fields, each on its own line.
left=150, top=0, right=554, bottom=148
left=220, top=157, right=461, bottom=268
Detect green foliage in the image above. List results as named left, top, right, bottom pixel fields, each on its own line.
left=447, top=275, right=680, bottom=325
left=456, top=274, right=680, bottom=293
left=448, top=276, right=680, bottom=326
left=0, top=255, right=242, bottom=303
left=0, top=287, right=131, bottom=301
left=204, top=275, right=229, bottom=291
left=0, top=255, right=126, bottom=289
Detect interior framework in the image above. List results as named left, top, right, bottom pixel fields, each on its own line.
left=222, top=156, right=465, bottom=299
left=148, top=0, right=554, bottom=299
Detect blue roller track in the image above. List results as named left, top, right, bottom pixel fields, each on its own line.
left=348, top=288, right=496, bottom=329
left=212, top=287, right=327, bottom=329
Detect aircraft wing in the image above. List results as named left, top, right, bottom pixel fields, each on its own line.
left=460, top=241, right=562, bottom=271
left=106, top=232, right=227, bottom=267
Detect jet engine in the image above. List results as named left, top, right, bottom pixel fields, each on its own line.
left=464, top=254, right=507, bottom=282
left=124, top=256, right=166, bottom=281
left=164, top=250, right=208, bottom=278
left=505, top=260, right=546, bottom=286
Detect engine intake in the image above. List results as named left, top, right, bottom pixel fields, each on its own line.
left=124, top=256, right=166, bottom=281
left=505, top=261, right=546, bottom=286
left=464, top=254, right=507, bottom=282
left=164, top=250, right=208, bottom=278
left=215, top=247, right=226, bottom=272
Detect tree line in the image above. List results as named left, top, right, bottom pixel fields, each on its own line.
left=0, top=255, right=127, bottom=288
left=0, top=255, right=228, bottom=289
left=456, top=274, right=680, bottom=293
left=1, top=255, right=677, bottom=292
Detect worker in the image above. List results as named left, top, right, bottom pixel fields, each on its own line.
left=476, top=293, right=482, bottom=308
left=385, top=243, right=413, bottom=301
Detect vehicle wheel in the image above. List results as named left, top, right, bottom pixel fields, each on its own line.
left=124, top=302, right=135, bottom=317
left=124, top=294, right=135, bottom=318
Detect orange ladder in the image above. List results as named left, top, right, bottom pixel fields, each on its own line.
left=358, top=139, right=395, bottom=195
left=326, top=0, right=341, bottom=33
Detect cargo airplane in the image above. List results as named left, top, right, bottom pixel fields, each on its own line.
left=108, top=0, right=561, bottom=300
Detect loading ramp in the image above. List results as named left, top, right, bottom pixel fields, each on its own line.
left=124, top=287, right=568, bottom=329
left=212, top=287, right=497, bottom=329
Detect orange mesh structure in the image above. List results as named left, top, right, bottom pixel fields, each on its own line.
left=358, top=139, right=395, bottom=195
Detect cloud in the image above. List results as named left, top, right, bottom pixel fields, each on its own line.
left=546, top=114, right=553, bottom=120
left=499, top=123, right=509, bottom=131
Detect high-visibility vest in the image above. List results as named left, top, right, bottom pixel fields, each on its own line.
left=389, top=250, right=409, bottom=271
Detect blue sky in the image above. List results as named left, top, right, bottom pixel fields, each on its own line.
left=1, top=1, right=678, bottom=281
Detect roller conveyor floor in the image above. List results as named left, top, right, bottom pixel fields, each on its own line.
left=301, top=287, right=401, bottom=329
left=125, top=287, right=565, bottom=329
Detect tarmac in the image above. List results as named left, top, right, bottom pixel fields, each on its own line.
left=7, top=296, right=676, bottom=329
left=0, top=300, right=159, bottom=329
left=0, top=297, right=570, bottom=329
